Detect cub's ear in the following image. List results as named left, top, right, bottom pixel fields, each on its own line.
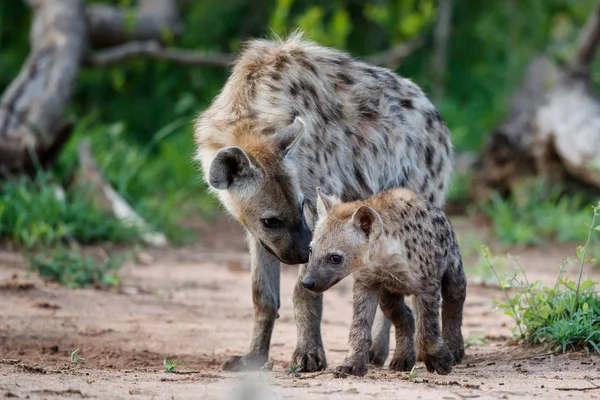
left=316, top=187, right=340, bottom=220
left=273, top=117, right=306, bottom=158
left=352, top=206, right=383, bottom=241
left=208, top=146, right=256, bottom=190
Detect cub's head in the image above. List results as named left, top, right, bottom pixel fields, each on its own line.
left=301, top=188, right=383, bottom=293
left=206, top=118, right=311, bottom=265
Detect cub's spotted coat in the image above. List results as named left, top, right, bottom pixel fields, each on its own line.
left=194, top=33, right=454, bottom=372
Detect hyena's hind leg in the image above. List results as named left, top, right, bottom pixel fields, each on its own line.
left=378, top=289, right=416, bottom=371
left=368, top=307, right=392, bottom=366
left=441, top=258, right=467, bottom=365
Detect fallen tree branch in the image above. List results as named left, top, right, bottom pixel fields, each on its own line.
left=365, top=37, right=424, bottom=69
left=430, top=0, right=455, bottom=101
left=86, top=0, right=181, bottom=47
left=76, top=140, right=167, bottom=247
left=0, top=0, right=85, bottom=175
left=86, top=40, right=235, bottom=67
left=567, top=4, right=600, bottom=78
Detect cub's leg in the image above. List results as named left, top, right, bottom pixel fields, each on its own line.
left=442, top=258, right=467, bottom=364
left=336, top=282, right=378, bottom=377
left=368, top=307, right=392, bottom=366
left=378, top=289, right=416, bottom=371
left=413, top=288, right=453, bottom=375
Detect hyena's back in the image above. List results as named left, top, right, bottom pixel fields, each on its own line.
left=195, top=33, right=453, bottom=209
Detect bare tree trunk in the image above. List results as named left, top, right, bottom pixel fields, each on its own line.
left=472, top=5, right=600, bottom=202
left=431, top=0, right=454, bottom=103
left=0, top=0, right=86, bottom=177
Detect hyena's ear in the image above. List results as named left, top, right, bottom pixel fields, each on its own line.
left=273, top=117, right=306, bottom=158
left=208, top=146, right=256, bottom=190
left=352, top=206, right=383, bottom=241
left=316, top=187, right=340, bottom=220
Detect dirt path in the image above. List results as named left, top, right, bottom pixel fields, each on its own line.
left=1, top=217, right=600, bottom=399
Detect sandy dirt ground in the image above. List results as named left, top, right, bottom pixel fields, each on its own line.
left=1, top=216, right=600, bottom=399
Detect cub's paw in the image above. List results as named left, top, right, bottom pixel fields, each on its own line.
left=422, top=346, right=453, bottom=375
left=449, top=343, right=465, bottom=365
left=368, top=341, right=389, bottom=367
left=335, top=362, right=367, bottom=377
left=221, top=354, right=267, bottom=372
left=292, top=345, right=327, bottom=372
left=389, top=350, right=416, bottom=372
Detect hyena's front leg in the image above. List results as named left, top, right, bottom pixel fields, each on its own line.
left=368, top=307, right=392, bottom=366
left=292, top=264, right=327, bottom=372
left=336, top=282, right=378, bottom=377
left=413, top=289, right=453, bottom=375
left=379, top=290, right=416, bottom=371
left=222, top=235, right=280, bottom=371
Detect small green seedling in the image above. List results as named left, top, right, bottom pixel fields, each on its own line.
left=285, top=363, right=302, bottom=378
left=70, top=348, right=85, bottom=364
left=407, top=365, right=420, bottom=381
left=164, top=357, right=183, bottom=373
left=465, top=334, right=490, bottom=348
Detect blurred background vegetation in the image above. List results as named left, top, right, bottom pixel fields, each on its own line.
left=0, top=0, right=599, bottom=272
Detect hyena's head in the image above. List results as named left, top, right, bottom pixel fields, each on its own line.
left=206, top=118, right=311, bottom=265
left=302, top=188, right=383, bottom=292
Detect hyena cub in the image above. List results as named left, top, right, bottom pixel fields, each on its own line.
left=302, top=187, right=466, bottom=376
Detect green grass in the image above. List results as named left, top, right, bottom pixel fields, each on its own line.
left=488, top=203, right=600, bottom=354
left=164, top=357, right=184, bottom=373
left=29, top=247, right=126, bottom=289
left=0, top=173, right=143, bottom=248
left=71, top=349, right=85, bottom=364
left=481, top=180, right=595, bottom=246
left=285, top=363, right=302, bottom=377
left=55, top=117, right=218, bottom=244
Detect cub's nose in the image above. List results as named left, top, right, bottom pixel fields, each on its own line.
left=301, top=276, right=315, bottom=290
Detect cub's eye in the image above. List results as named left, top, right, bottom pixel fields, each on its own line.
left=262, top=217, right=282, bottom=228
left=329, top=254, right=343, bottom=264
left=308, top=246, right=313, bottom=255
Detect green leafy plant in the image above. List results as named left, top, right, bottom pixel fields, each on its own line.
left=0, top=173, right=143, bottom=248
left=488, top=203, right=600, bottom=354
left=285, top=363, right=302, bottom=377
left=481, top=180, right=594, bottom=246
left=164, top=357, right=184, bottom=373
left=407, top=365, right=419, bottom=381
left=29, top=248, right=126, bottom=289
left=71, top=348, right=85, bottom=364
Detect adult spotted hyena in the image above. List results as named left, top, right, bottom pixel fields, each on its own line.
left=194, top=33, right=453, bottom=372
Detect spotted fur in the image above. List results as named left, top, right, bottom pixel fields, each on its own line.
left=304, top=188, right=466, bottom=376
left=194, top=32, right=454, bottom=372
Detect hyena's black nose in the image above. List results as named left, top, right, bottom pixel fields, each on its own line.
left=301, top=276, right=315, bottom=290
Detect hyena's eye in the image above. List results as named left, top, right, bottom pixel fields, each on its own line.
left=329, top=254, right=343, bottom=264
left=262, top=217, right=283, bottom=229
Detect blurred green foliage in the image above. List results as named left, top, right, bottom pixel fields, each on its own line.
left=0, top=0, right=598, bottom=247
left=29, top=248, right=126, bottom=288
left=0, top=173, right=143, bottom=248
left=481, top=180, right=594, bottom=246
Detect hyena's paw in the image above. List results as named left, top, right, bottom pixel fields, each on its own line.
left=389, top=350, right=416, bottom=372
left=444, top=332, right=465, bottom=365
left=448, top=341, right=465, bottom=365
left=335, top=361, right=367, bottom=377
left=422, top=345, right=453, bottom=375
left=292, top=344, right=327, bottom=372
left=221, top=354, right=268, bottom=372
left=368, top=341, right=390, bottom=367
